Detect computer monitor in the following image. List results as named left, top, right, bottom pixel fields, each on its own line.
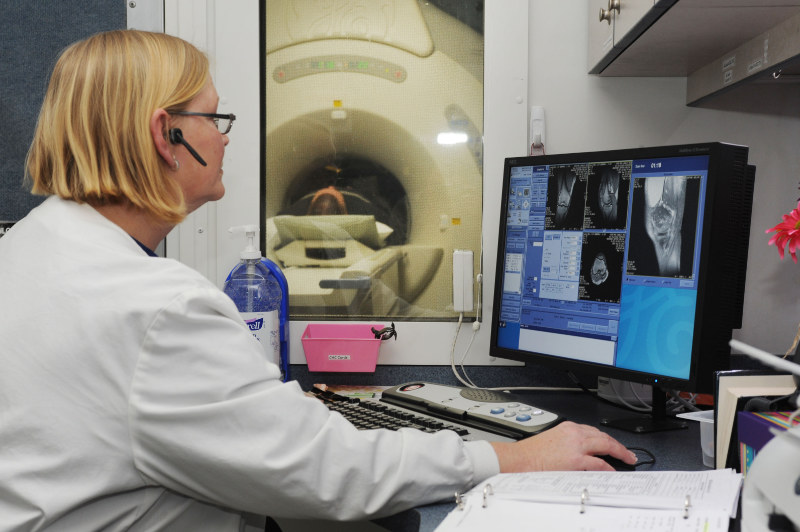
left=490, top=142, right=755, bottom=431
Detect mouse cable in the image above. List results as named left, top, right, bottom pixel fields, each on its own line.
left=628, top=446, right=656, bottom=468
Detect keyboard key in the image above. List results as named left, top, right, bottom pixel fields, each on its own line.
left=309, top=388, right=471, bottom=438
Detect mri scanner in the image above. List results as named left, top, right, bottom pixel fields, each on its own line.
left=264, top=0, right=484, bottom=319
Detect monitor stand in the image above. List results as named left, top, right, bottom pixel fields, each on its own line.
left=600, top=387, right=688, bottom=433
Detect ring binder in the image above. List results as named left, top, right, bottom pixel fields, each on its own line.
left=456, top=485, right=694, bottom=517
left=438, top=470, right=741, bottom=532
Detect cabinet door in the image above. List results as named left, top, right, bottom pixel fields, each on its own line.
left=588, top=0, right=615, bottom=70
left=613, top=0, right=657, bottom=47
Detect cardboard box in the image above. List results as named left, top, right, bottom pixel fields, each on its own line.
left=737, top=411, right=794, bottom=476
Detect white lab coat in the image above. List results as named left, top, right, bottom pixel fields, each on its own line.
left=0, top=197, right=498, bottom=531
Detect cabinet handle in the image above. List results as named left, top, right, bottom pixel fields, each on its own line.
left=599, top=0, right=621, bottom=24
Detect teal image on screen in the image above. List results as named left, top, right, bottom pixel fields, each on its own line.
left=616, top=284, right=696, bottom=380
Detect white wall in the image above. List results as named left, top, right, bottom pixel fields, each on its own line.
left=529, top=2, right=800, bottom=355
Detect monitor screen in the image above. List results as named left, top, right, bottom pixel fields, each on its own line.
left=491, top=143, right=754, bottom=394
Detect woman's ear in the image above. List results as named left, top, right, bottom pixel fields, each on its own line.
left=150, top=108, right=174, bottom=167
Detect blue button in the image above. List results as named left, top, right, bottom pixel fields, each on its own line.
left=490, top=407, right=505, bottom=415
left=516, top=414, right=532, bottom=422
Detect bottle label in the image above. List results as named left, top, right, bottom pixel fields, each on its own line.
left=240, top=310, right=280, bottom=367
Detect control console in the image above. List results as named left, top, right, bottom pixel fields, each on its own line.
left=380, top=382, right=563, bottom=439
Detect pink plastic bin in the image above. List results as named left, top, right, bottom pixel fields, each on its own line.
left=301, top=323, right=384, bottom=372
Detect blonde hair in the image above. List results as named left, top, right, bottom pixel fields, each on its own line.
left=25, top=30, right=210, bottom=223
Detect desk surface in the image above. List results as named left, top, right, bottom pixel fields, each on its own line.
left=374, top=389, right=708, bottom=532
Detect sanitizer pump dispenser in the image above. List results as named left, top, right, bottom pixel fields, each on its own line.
left=224, top=225, right=289, bottom=381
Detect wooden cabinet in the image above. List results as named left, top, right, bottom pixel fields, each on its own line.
left=588, top=0, right=673, bottom=75
left=587, top=0, right=800, bottom=105
left=587, top=0, right=615, bottom=70
left=612, top=0, right=661, bottom=49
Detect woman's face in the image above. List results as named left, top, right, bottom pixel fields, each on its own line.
left=172, top=79, right=229, bottom=213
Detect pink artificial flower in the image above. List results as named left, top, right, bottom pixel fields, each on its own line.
left=766, top=201, right=800, bottom=263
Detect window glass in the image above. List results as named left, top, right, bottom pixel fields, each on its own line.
left=264, top=0, right=484, bottom=320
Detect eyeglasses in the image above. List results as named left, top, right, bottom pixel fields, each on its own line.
left=169, top=111, right=237, bottom=134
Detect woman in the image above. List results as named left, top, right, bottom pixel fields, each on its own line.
left=0, top=30, right=634, bottom=531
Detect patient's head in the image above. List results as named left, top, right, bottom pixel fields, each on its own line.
left=307, top=186, right=347, bottom=215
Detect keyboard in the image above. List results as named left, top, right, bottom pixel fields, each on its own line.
left=309, top=381, right=563, bottom=442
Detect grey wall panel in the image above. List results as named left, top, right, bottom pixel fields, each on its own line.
left=0, top=1, right=125, bottom=222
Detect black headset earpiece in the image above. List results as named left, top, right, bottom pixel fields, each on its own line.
left=167, top=128, right=207, bottom=167
left=168, top=128, right=183, bottom=144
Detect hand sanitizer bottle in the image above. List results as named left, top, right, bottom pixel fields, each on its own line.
left=224, top=225, right=287, bottom=380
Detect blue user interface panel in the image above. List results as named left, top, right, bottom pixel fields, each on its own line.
left=496, top=155, right=708, bottom=380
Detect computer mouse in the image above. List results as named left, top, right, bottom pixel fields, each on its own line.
left=595, top=454, right=637, bottom=471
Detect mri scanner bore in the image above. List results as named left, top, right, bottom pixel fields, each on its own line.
left=264, top=0, right=484, bottom=320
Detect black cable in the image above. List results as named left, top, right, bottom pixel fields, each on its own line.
left=628, top=446, right=656, bottom=468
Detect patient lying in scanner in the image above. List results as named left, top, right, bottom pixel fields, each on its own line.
left=266, top=186, right=442, bottom=318
left=307, top=186, right=348, bottom=216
